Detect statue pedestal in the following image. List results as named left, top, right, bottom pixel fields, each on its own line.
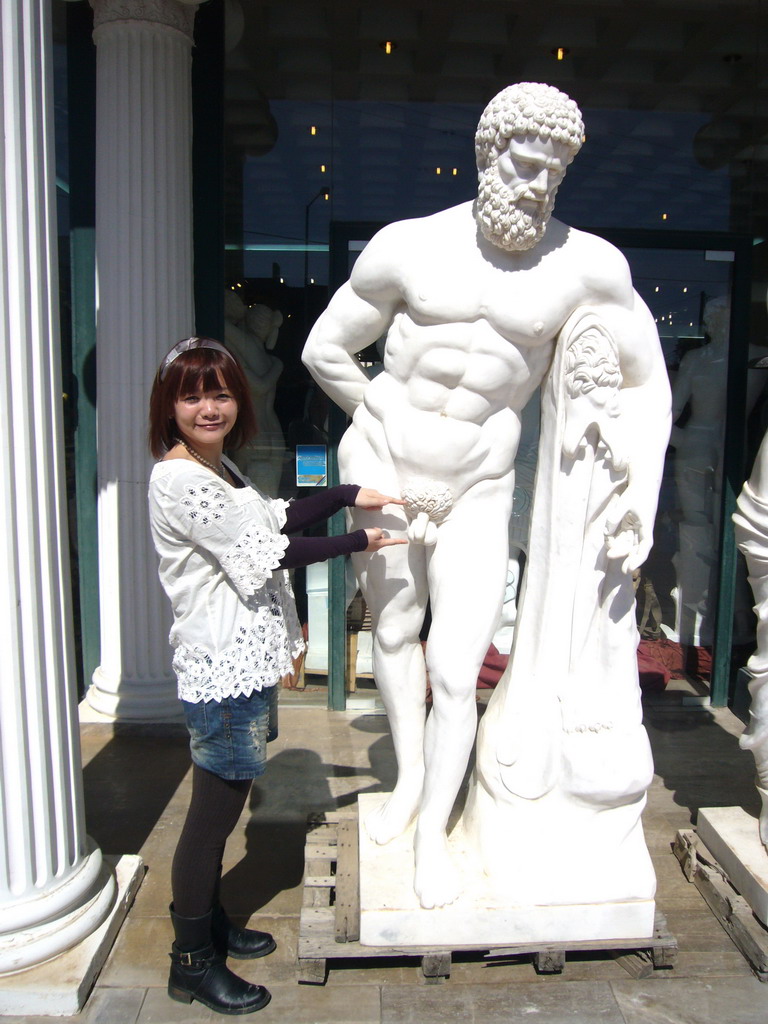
left=358, top=794, right=655, bottom=947
left=697, top=807, right=768, bottom=927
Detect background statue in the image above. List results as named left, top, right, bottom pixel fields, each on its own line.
left=734, top=428, right=768, bottom=851
left=224, top=291, right=286, bottom=494
left=303, top=82, right=671, bottom=912
left=670, top=297, right=767, bottom=645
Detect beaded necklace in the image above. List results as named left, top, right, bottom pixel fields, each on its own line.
left=175, top=437, right=225, bottom=479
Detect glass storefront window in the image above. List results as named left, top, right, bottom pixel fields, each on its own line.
left=224, top=2, right=768, bottom=705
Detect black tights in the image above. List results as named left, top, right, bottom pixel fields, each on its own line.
left=171, top=764, right=252, bottom=919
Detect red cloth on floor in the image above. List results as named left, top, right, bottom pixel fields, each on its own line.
left=477, top=643, right=509, bottom=688
left=637, top=648, right=671, bottom=692
left=477, top=640, right=676, bottom=692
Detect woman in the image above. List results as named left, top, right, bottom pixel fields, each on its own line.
left=148, top=337, right=404, bottom=1015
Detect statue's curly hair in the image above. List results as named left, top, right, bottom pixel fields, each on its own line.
left=475, top=83, right=584, bottom=171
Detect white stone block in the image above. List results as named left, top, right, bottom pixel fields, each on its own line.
left=358, top=794, right=655, bottom=948
left=697, top=806, right=768, bottom=927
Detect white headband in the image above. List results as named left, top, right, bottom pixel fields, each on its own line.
left=159, top=337, right=233, bottom=381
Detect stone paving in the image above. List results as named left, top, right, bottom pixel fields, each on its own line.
left=3, top=690, right=768, bottom=1023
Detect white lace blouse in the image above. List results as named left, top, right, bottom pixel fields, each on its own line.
left=148, top=457, right=305, bottom=703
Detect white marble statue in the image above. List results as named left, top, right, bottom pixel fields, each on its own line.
left=733, top=433, right=768, bottom=850
left=494, top=388, right=541, bottom=650
left=303, top=82, right=671, bottom=912
left=224, top=291, right=286, bottom=494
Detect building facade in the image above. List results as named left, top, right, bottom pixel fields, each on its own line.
left=3, top=0, right=768, bottom=994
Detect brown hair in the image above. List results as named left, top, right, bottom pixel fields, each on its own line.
left=148, top=339, right=258, bottom=458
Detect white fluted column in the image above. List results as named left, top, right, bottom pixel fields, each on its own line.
left=87, top=0, right=198, bottom=719
left=0, top=0, right=115, bottom=975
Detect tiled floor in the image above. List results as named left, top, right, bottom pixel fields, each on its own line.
left=3, top=689, right=768, bottom=1023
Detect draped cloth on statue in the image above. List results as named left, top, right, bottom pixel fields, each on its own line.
left=464, top=307, right=656, bottom=910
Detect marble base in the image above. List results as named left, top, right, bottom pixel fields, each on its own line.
left=0, top=855, right=144, bottom=1016
left=358, top=794, right=655, bottom=948
left=697, top=807, right=768, bottom=927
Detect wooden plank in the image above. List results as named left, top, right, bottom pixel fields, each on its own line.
left=305, top=876, right=336, bottom=888
left=297, top=958, right=327, bottom=985
left=421, top=952, right=451, bottom=979
left=334, top=818, right=360, bottom=943
left=674, top=828, right=768, bottom=980
left=614, top=949, right=654, bottom=979
left=534, top=950, right=565, bottom=973
left=651, top=909, right=677, bottom=968
left=304, top=843, right=338, bottom=860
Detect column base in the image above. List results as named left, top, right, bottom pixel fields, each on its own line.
left=86, top=667, right=182, bottom=721
left=0, top=854, right=143, bottom=1015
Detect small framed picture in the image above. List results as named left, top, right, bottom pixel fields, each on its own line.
left=296, top=445, right=327, bottom=487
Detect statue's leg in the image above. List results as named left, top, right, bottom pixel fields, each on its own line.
left=350, top=518, right=430, bottom=846
left=413, top=505, right=510, bottom=909
left=338, top=425, right=432, bottom=843
left=742, top=668, right=768, bottom=848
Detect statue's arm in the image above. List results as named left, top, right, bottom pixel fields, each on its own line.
left=302, top=239, right=401, bottom=417
left=604, top=287, right=672, bottom=571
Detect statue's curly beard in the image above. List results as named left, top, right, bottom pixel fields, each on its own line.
left=475, top=166, right=557, bottom=252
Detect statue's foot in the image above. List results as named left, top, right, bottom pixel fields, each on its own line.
left=365, top=784, right=421, bottom=846
left=413, top=831, right=462, bottom=910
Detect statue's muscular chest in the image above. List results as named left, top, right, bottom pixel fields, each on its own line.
left=401, top=243, right=576, bottom=347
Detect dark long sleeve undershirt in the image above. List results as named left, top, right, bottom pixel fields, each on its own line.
left=279, top=529, right=368, bottom=569
left=224, top=466, right=366, bottom=570
left=279, top=484, right=366, bottom=569
left=283, top=484, right=360, bottom=533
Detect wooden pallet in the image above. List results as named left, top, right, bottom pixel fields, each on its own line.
left=674, top=829, right=768, bottom=981
left=297, top=809, right=678, bottom=984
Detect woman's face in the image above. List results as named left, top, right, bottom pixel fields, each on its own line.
left=173, top=374, right=238, bottom=450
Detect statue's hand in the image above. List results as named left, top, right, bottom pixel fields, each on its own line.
left=355, top=487, right=406, bottom=511
left=604, top=493, right=652, bottom=573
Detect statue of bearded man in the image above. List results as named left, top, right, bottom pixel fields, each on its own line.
left=303, top=82, right=671, bottom=913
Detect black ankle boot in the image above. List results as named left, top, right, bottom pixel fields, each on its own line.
left=168, top=906, right=270, bottom=1015
left=212, top=903, right=276, bottom=960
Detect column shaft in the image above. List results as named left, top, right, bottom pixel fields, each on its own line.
left=87, top=0, right=197, bottom=719
left=0, top=0, right=114, bottom=975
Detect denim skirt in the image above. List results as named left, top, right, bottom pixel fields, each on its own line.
left=181, top=685, right=279, bottom=780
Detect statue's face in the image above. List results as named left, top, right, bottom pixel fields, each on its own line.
left=496, top=135, right=569, bottom=210
left=475, top=133, right=571, bottom=253
left=702, top=301, right=729, bottom=344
